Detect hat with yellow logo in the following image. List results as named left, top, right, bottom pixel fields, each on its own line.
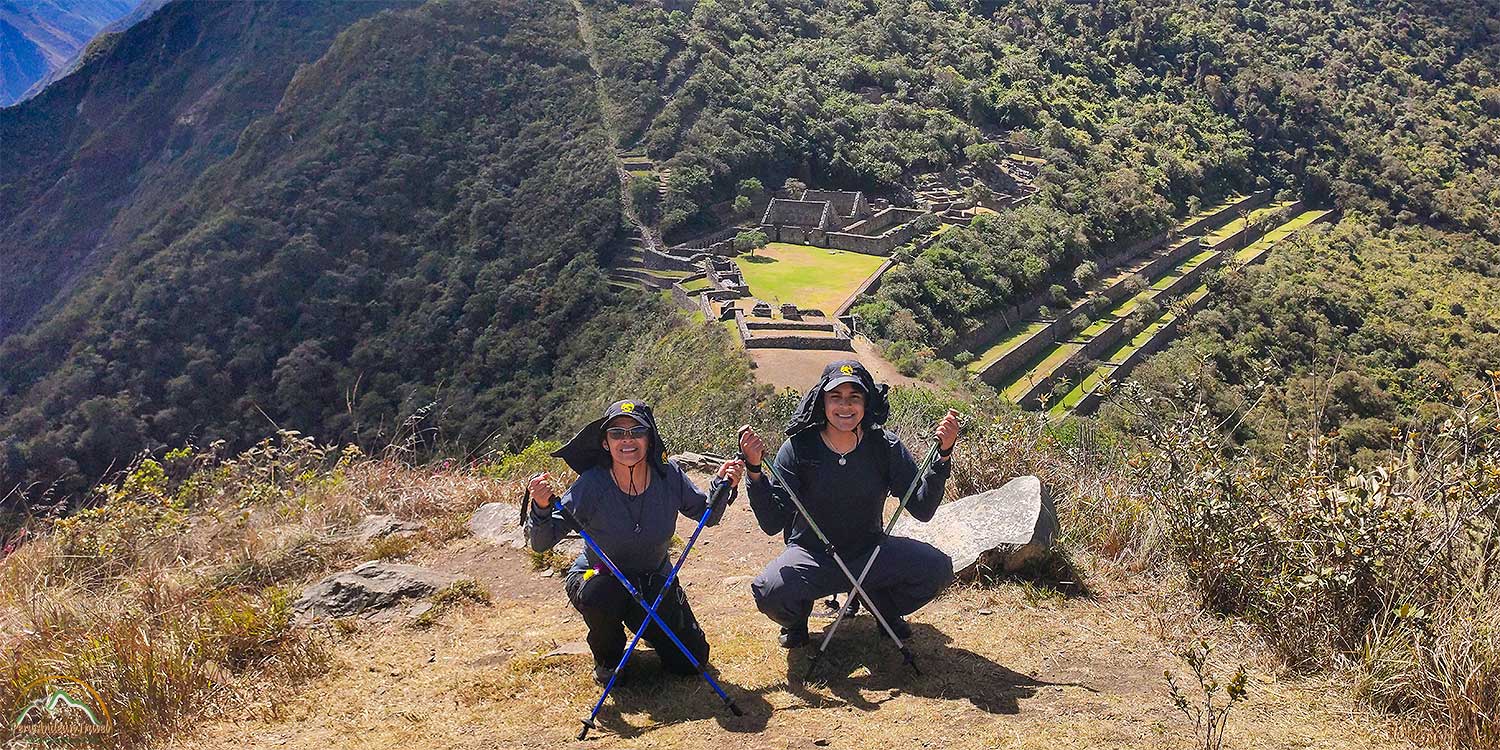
left=551, top=398, right=667, bottom=474
left=822, top=362, right=867, bottom=393
left=784, top=359, right=890, bottom=435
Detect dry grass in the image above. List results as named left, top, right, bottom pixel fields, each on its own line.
left=0, top=432, right=513, bottom=748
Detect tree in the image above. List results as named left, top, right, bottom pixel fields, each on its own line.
left=1073, top=261, right=1099, bottom=288
left=735, top=229, right=768, bottom=255
left=735, top=177, right=764, bottom=200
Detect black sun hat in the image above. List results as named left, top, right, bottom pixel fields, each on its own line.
left=785, top=360, right=890, bottom=435
left=552, top=399, right=671, bottom=475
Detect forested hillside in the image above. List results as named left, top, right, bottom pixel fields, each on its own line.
left=581, top=0, right=1499, bottom=409
left=4, top=0, right=1498, bottom=504
left=0, top=0, right=138, bottom=105
left=0, top=0, right=628, bottom=502
left=0, top=0, right=415, bottom=340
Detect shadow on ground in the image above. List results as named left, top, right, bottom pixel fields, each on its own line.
left=588, top=650, right=774, bottom=738
left=781, top=620, right=1095, bottom=715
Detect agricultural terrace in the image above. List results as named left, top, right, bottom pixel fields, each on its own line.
left=737, top=242, right=886, bottom=314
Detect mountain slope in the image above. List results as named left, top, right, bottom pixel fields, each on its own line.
left=0, top=0, right=627, bottom=499
left=0, top=0, right=415, bottom=341
left=0, top=0, right=138, bottom=104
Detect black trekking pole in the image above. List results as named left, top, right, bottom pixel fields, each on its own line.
left=805, top=441, right=941, bottom=680
left=757, top=459, right=922, bottom=675
left=558, top=494, right=743, bottom=741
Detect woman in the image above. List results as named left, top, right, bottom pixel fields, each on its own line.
left=738, top=360, right=959, bottom=647
left=527, top=399, right=743, bottom=685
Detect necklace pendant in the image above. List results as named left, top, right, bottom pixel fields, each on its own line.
left=634, top=523, right=641, bottom=534
left=838, top=457, right=847, bottom=466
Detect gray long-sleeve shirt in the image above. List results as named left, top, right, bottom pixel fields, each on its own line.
left=747, top=428, right=949, bottom=557
left=527, top=463, right=730, bottom=575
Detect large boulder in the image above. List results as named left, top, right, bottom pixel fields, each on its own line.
left=352, top=514, right=425, bottom=543
left=467, top=501, right=526, bottom=548
left=890, top=475, right=1057, bottom=578
left=292, top=562, right=462, bottom=624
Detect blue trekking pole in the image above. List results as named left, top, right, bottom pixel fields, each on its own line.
left=559, top=484, right=743, bottom=740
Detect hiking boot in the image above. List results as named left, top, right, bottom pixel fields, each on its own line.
left=778, top=623, right=810, bottom=649
left=823, top=596, right=860, bottom=617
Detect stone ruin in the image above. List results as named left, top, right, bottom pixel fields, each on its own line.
left=912, top=140, right=1044, bottom=225
left=760, top=188, right=927, bottom=256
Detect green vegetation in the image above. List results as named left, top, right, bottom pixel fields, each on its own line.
left=968, top=320, right=1051, bottom=374
left=735, top=242, right=887, bottom=314
left=1122, top=219, right=1500, bottom=466
left=0, top=0, right=418, bottom=340
left=0, top=0, right=633, bottom=506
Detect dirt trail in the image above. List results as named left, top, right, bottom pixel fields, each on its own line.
left=162, top=471, right=1420, bottom=750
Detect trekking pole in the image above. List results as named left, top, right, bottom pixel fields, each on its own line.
left=558, top=494, right=743, bottom=741
left=806, top=441, right=941, bottom=679
left=757, top=459, right=921, bottom=674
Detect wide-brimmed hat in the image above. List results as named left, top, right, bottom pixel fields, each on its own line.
left=553, top=399, right=671, bottom=475
left=785, top=360, right=890, bottom=435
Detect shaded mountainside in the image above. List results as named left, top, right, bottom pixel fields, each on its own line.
left=0, top=0, right=414, bottom=340
left=0, top=0, right=629, bottom=500
left=0, top=0, right=137, bottom=105
left=14, top=0, right=173, bottom=103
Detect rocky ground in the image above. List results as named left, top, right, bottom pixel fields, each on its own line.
left=160, top=472, right=1426, bottom=750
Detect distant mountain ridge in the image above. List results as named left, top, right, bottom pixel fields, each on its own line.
left=0, top=0, right=627, bottom=501
left=13, top=0, right=170, bottom=103
left=0, top=0, right=141, bottom=106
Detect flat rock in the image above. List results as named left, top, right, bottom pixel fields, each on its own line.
left=292, top=562, right=461, bottom=624
left=467, top=501, right=526, bottom=548
left=353, top=514, right=424, bottom=543
left=544, top=641, right=591, bottom=658
left=670, top=451, right=727, bottom=472
left=890, top=475, right=1057, bottom=578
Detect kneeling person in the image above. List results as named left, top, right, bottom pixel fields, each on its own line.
left=740, top=360, right=959, bottom=648
left=528, top=399, right=742, bottom=684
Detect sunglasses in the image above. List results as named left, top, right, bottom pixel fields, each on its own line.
left=605, top=426, right=651, bottom=441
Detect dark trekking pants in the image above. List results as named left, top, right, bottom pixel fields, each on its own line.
left=750, top=537, right=953, bottom=629
left=565, top=566, right=708, bottom=674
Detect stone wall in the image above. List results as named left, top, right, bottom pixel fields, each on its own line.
left=1010, top=247, right=1233, bottom=406
left=1001, top=142, right=1043, bottom=158
left=939, top=191, right=1272, bottom=360
left=842, top=207, right=923, bottom=236
left=674, top=225, right=745, bottom=250
left=744, top=334, right=855, bottom=351
left=1180, top=189, right=1274, bottom=238
left=965, top=234, right=1200, bottom=384
left=643, top=246, right=704, bottom=272
left=745, top=320, right=837, bottom=331
left=766, top=225, right=828, bottom=246
left=943, top=233, right=1180, bottom=361
left=834, top=256, right=899, bottom=317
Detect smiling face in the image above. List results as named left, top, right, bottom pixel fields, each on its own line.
left=822, top=382, right=866, bottom=433
left=601, top=415, right=650, bottom=468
